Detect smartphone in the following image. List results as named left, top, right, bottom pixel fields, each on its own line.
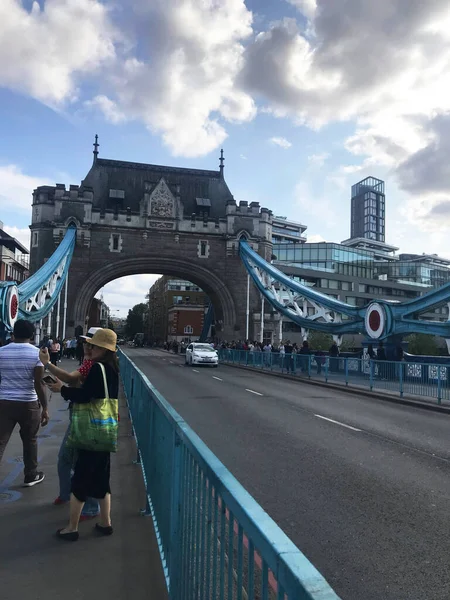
left=42, top=375, right=57, bottom=385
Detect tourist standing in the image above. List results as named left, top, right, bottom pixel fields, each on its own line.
left=0, top=320, right=49, bottom=486
left=50, top=337, right=60, bottom=366
left=40, top=327, right=102, bottom=519
left=284, top=340, right=294, bottom=373
left=48, top=329, right=119, bottom=541
left=329, top=341, right=340, bottom=373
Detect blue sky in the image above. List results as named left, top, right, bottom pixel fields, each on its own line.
left=2, top=0, right=450, bottom=315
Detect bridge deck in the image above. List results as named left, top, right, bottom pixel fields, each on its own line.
left=0, top=364, right=168, bottom=600
left=126, top=347, right=450, bottom=600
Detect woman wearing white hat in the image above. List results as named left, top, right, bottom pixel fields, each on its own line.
left=48, top=329, right=119, bottom=541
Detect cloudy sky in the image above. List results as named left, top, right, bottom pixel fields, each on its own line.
left=2, top=0, right=450, bottom=316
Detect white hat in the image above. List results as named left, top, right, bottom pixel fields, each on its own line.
left=79, top=327, right=102, bottom=340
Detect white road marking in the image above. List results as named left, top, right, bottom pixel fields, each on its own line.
left=193, top=369, right=199, bottom=373
left=245, top=389, right=263, bottom=396
left=314, top=414, right=361, bottom=432
left=169, top=361, right=174, bottom=364
left=213, top=376, right=223, bottom=381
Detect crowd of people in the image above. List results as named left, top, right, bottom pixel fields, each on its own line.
left=37, top=335, right=86, bottom=365
left=0, top=320, right=119, bottom=542
left=217, top=339, right=341, bottom=374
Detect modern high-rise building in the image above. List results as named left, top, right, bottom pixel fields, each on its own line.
left=350, top=177, right=385, bottom=242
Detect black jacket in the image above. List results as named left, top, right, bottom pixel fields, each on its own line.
left=61, top=362, right=119, bottom=404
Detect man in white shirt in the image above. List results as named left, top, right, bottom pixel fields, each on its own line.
left=0, top=319, right=49, bottom=487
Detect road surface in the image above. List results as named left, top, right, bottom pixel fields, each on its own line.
left=125, top=347, right=450, bottom=600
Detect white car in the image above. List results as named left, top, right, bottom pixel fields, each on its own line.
left=185, top=343, right=219, bottom=367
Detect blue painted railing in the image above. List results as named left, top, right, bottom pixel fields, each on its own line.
left=119, top=350, right=341, bottom=600
left=199, top=303, right=214, bottom=343
left=218, top=349, right=450, bottom=405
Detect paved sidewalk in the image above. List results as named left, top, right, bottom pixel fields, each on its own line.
left=0, top=367, right=168, bottom=600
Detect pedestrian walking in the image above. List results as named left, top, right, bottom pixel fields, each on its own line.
left=48, top=329, right=119, bottom=541
left=0, top=319, right=49, bottom=487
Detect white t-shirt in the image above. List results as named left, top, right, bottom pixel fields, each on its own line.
left=0, top=343, right=43, bottom=402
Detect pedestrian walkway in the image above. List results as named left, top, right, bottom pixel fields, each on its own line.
left=0, top=361, right=168, bottom=600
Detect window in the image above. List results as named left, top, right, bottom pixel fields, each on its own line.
left=341, top=281, right=351, bottom=291
left=32, top=231, right=39, bottom=247
left=198, top=240, right=210, bottom=258
left=184, top=325, right=194, bottom=334
left=173, top=295, right=183, bottom=304
left=109, top=189, right=125, bottom=199
left=109, top=233, right=122, bottom=252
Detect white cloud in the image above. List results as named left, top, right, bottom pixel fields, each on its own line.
left=97, top=274, right=161, bottom=319
left=0, top=0, right=116, bottom=105
left=308, top=152, right=329, bottom=167
left=270, top=136, right=292, bottom=149
left=287, top=0, right=317, bottom=20
left=239, top=1, right=450, bottom=234
left=99, top=0, right=256, bottom=157
left=0, top=164, right=49, bottom=213
left=3, top=0, right=450, bottom=231
left=2, top=225, right=30, bottom=251
left=84, top=95, right=126, bottom=124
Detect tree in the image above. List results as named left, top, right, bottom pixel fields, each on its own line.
left=405, top=333, right=440, bottom=356
left=308, top=331, right=333, bottom=351
left=125, top=303, right=148, bottom=338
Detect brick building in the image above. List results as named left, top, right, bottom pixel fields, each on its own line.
left=148, top=276, right=208, bottom=343
left=0, top=222, right=29, bottom=284
left=87, top=297, right=110, bottom=329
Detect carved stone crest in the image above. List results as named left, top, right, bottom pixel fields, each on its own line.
left=149, top=178, right=175, bottom=218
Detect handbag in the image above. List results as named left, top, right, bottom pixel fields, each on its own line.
left=66, top=363, right=119, bottom=452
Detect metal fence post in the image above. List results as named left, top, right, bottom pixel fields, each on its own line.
left=437, top=366, right=442, bottom=405
left=169, top=432, right=182, bottom=599
left=399, top=362, right=404, bottom=397
left=325, top=358, right=328, bottom=383
left=345, top=358, right=349, bottom=386
left=307, top=355, right=311, bottom=379
left=369, top=360, right=374, bottom=391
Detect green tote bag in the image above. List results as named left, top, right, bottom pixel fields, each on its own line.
left=66, top=363, right=119, bottom=453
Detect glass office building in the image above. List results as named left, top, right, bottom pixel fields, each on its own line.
left=273, top=242, right=375, bottom=279
left=351, top=176, right=385, bottom=243
left=375, top=257, right=450, bottom=288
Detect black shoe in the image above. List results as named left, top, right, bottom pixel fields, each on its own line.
left=95, top=523, right=113, bottom=536
left=23, top=472, right=45, bottom=487
left=56, top=529, right=79, bottom=542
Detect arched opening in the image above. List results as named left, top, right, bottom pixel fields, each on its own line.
left=71, top=257, right=236, bottom=341
left=237, top=230, right=250, bottom=241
